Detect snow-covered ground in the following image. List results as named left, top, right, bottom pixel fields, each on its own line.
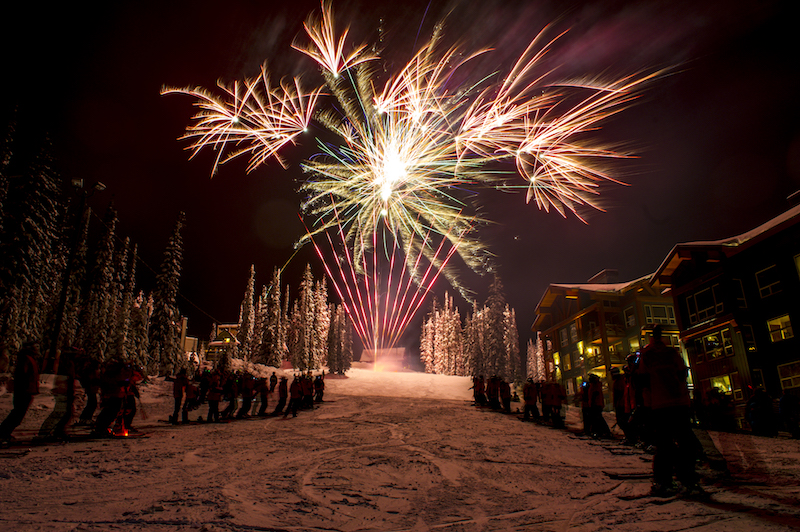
left=1, top=363, right=799, bottom=531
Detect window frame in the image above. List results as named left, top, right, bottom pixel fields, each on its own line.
left=767, top=314, right=794, bottom=343
left=756, top=265, right=781, bottom=299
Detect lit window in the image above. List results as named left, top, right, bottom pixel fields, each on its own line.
left=778, top=361, right=800, bottom=391
left=767, top=314, right=794, bottom=342
left=644, top=304, right=676, bottom=325
left=756, top=265, right=781, bottom=298
left=709, top=375, right=732, bottom=394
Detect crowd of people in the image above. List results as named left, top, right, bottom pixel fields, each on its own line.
left=472, top=325, right=792, bottom=498
left=0, top=341, right=327, bottom=446
left=166, top=368, right=326, bottom=425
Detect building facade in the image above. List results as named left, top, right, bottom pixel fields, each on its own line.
left=652, top=205, right=800, bottom=427
left=533, top=270, right=685, bottom=401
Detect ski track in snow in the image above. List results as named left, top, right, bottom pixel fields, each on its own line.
left=1, top=367, right=799, bottom=531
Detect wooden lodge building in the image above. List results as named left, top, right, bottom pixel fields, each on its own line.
left=533, top=205, right=800, bottom=429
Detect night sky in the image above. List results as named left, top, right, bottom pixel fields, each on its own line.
left=4, top=0, right=799, bottom=351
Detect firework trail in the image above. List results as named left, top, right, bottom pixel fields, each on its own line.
left=163, top=1, right=660, bottom=349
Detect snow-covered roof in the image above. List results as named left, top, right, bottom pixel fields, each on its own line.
left=549, top=273, right=653, bottom=294
left=653, top=204, right=800, bottom=283
left=674, top=204, right=800, bottom=249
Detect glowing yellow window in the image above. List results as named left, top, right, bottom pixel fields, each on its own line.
left=709, top=375, right=732, bottom=394
left=767, top=315, right=794, bottom=342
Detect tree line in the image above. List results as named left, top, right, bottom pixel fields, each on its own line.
left=420, top=277, right=525, bottom=382
left=222, top=263, right=354, bottom=375
left=0, top=113, right=186, bottom=375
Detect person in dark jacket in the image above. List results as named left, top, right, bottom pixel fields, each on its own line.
left=589, top=374, right=611, bottom=438
left=499, top=379, right=512, bottom=414
left=167, top=368, right=190, bottom=424
left=635, top=325, right=700, bottom=497
left=269, top=371, right=278, bottom=393
left=313, top=374, right=325, bottom=402
left=38, top=350, right=78, bottom=441
left=272, top=376, right=288, bottom=415
left=0, top=342, right=41, bottom=443
left=284, top=376, right=302, bottom=418
left=93, top=360, right=127, bottom=436
left=254, top=378, right=268, bottom=415
left=206, top=371, right=223, bottom=422
left=522, top=378, right=540, bottom=421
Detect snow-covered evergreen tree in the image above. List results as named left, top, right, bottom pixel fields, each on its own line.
left=58, top=206, right=91, bottom=351
left=313, top=277, right=330, bottom=368
left=265, top=268, right=284, bottom=367
left=77, top=206, right=118, bottom=360
left=149, top=212, right=185, bottom=375
left=111, top=241, right=137, bottom=359
left=288, top=300, right=304, bottom=370
left=503, top=304, right=520, bottom=382
left=236, top=264, right=256, bottom=361
left=252, top=284, right=269, bottom=364
left=128, top=291, right=152, bottom=370
left=292, top=264, right=318, bottom=371
left=484, top=276, right=507, bottom=379
left=0, top=132, right=65, bottom=352
left=420, top=297, right=437, bottom=373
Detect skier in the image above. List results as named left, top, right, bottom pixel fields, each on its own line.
left=635, top=324, right=701, bottom=497
left=0, top=342, right=41, bottom=444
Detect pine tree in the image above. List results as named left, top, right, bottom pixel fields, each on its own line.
left=503, top=305, right=520, bottom=382
left=265, top=268, right=284, bottom=367
left=149, top=212, right=185, bottom=375
left=252, top=284, right=269, bottom=364
left=288, top=300, right=303, bottom=370
left=236, top=264, right=256, bottom=361
left=420, top=297, right=437, bottom=373
left=128, top=291, right=152, bottom=370
left=57, top=206, right=91, bottom=351
left=0, top=132, right=65, bottom=352
left=313, top=277, right=330, bottom=368
left=484, top=275, right=506, bottom=379
left=111, top=241, right=137, bottom=359
left=77, top=206, right=118, bottom=360
left=297, top=264, right=317, bottom=371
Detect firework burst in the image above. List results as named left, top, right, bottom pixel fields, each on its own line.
left=164, top=1, right=661, bottom=349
